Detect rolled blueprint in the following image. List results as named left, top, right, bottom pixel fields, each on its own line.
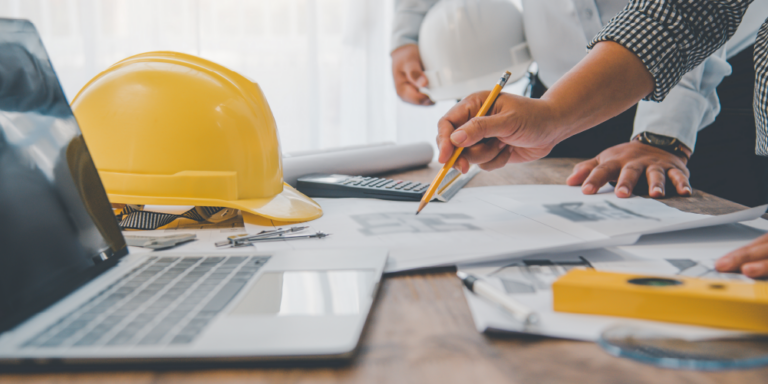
left=282, top=142, right=434, bottom=185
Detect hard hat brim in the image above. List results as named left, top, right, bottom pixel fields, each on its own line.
left=423, top=62, right=531, bottom=102
left=107, top=183, right=323, bottom=223
left=227, top=184, right=323, bottom=222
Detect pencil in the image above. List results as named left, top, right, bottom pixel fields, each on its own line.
left=456, top=271, right=539, bottom=324
left=416, top=71, right=512, bottom=215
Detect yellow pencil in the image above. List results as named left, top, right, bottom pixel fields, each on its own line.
left=416, top=71, right=512, bottom=215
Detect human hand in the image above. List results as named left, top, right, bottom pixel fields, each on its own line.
left=436, top=91, right=560, bottom=173
left=566, top=141, right=692, bottom=198
left=715, top=233, right=768, bottom=278
left=391, top=44, right=433, bottom=106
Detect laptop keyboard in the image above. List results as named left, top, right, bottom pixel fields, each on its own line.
left=22, top=255, right=269, bottom=348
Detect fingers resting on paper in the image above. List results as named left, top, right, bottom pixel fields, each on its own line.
left=716, top=233, right=768, bottom=278
left=566, top=141, right=692, bottom=198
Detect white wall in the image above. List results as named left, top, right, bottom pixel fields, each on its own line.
left=0, top=0, right=527, bottom=158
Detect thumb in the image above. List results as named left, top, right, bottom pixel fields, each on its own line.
left=450, top=114, right=509, bottom=148
left=405, top=64, right=427, bottom=88
left=415, top=73, right=428, bottom=88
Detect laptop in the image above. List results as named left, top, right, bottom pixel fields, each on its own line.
left=0, top=19, right=387, bottom=366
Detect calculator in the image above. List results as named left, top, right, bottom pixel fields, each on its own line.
left=296, top=174, right=430, bottom=201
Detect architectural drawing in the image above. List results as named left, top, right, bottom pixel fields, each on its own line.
left=544, top=201, right=659, bottom=222
left=350, top=212, right=480, bottom=236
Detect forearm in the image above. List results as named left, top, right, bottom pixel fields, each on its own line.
left=539, top=0, right=751, bottom=147
left=540, top=41, right=654, bottom=144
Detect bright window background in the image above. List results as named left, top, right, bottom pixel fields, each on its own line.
left=0, top=0, right=530, bottom=155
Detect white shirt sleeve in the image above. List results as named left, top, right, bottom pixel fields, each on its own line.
left=631, top=47, right=731, bottom=152
left=725, top=0, right=768, bottom=58
left=391, top=0, right=440, bottom=52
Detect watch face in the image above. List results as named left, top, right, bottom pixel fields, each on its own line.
left=644, top=133, right=676, bottom=146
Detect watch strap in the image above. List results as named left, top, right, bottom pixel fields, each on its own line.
left=633, top=133, right=690, bottom=161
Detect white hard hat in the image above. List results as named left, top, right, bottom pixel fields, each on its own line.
left=419, top=0, right=532, bottom=101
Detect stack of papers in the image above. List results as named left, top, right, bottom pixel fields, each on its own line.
left=136, top=184, right=768, bottom=340
left=253, top=185, right=764, bottom=272
left=140, top=185, right=766, bottom=274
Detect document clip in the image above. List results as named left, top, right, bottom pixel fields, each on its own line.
left=123, top=233, right=197, bottom=250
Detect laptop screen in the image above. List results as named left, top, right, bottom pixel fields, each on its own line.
left=0, top=19, right=127, bottom=332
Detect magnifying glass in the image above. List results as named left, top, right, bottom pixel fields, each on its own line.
left=598, top=324, right=768, bottom=370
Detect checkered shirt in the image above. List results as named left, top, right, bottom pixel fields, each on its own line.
left=587, top=0, right=768, bottom=156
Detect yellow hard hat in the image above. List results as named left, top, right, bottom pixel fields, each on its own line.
left=71, top=51, right=322, bottom=222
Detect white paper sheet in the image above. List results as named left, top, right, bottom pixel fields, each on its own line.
left=459, top=219, right=768, bottom=341
left=458, top=185, right=768, bottom=237
left=142, top=185, right=765, bottom=273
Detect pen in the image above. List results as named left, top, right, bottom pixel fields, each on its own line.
left=457, top=271, right=539, bottom=325
left=416, top=71, right=512, bottom=215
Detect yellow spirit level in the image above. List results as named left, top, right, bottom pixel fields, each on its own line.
left=552, top=269, right=768, bottom=332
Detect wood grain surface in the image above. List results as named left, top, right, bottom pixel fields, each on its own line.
left=2, top=159, right=765, bottom=383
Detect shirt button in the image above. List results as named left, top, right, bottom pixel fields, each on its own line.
left=583, top=9, right=594, bottom=19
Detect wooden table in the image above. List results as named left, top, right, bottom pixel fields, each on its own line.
left=3, top=159, right=766, bottom=383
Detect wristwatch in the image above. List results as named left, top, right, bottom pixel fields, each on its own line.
left=633, top=132, right=691, bottom=161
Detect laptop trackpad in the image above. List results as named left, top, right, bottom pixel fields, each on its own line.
left=230, top=270, right=376, bottom=316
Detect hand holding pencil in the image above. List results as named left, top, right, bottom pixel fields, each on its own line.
left=417, top=71, right=512, bottom=214
left=426, top=70, right=570, bottom=214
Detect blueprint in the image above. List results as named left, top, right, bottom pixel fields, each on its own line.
left=350, top=212, right=480, bottom=236
left=543, top=201, right=659, bottom=222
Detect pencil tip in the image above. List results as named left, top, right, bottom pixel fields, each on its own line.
left=415, top=211, right=420, bottom=216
